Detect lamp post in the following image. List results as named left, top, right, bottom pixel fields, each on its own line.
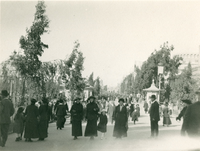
left=158, top=63, right=164, bottom=103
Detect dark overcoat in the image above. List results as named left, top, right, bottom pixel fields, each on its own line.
left=149, top=101, right=160, bottom=121
left=113, top=105, right=128, bottom=137
left=38, top=104, right=48, bottom=139
left=56, top=104, right=66, bottom=128
left=183, top=101, right=200, bottom=137
left=24, top=104, right=39, bottom=138
left=97, top=114, right=108, bottom=133
left=70, top=102, right=83, bottom=136
left=129, top=104, right=135, bottom=117
left=84, top=102, right=99, bottom=137
left=0, top=98, right=15, bottom=124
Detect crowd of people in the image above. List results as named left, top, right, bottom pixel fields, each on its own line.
left=0, top=88, right=200, bottom=148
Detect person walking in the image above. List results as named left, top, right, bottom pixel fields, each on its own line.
left=107, top=100, right=115, bottom=123
left=24, top=99, right=39, bottom=142
left=0, top=90, right=15, bottom=147
left=143, top=100, right=149, bottom=114
left=13, top=107, right=25, bottom=141
left=136, top=104, right=140, bottom=117
left=38, top=98, right=49, bottom=141
left=149, top=95, right=160, bottom=138
left=56, top=99, right=67, bottom=130
left=84, top=96, right=99, bottom=140
left=183, top=89, right=200, bottom=137
left=70, top=97, right=83, bottom=140
left=113, top=98, right=128, bottom=139
left=131, top=109, right=138, bottom=124
left=129, top=102, right=135, bottom=121
left=162, top=102, right=172, bottom=126
left=97, top=109, right=108, bottom=140
left=176, top=99, right=192, bottom=136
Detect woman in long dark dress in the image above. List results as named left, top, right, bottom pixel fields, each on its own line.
left=70, top=97, right=83, bottom=140
left=84, top=96, right=99, bottom=140
left=113, top=98, right=128, bottom=138
left=56, top=99, right=66, bottom=130
left=38, top=98, right=49, bottom=141
left=24, top=99, right=39, bottom=142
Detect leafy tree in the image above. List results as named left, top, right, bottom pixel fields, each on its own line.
left=121, top=42, right=183, bottom=103
left=88, top=72, right=94, bottom=86
left=170, top=63, right=197, bottom=104
left=94, top=77, right=101, bottom=96
left=10, top=1, right=50, bottom=100
left=62, top=41, right=86, bottom=100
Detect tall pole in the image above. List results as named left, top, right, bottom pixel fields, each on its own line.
left=158, top=74, right=161, bottom=103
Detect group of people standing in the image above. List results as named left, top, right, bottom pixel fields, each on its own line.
left=1, top=88, right=200, bottom=148
left=15, top=98, right=49, bottom=142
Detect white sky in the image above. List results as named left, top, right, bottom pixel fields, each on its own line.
left=1, top=1, right=200, bottom=87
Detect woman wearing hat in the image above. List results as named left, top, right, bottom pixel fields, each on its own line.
left=176, top=99, right=192, bottom=135
left=24, top=99, right=39, bottom=142
left=38, top=98, right=49, bottom=141
left=162, top=102, right=172, bottom=127
left=70, top=97, right=83, bottom=140
left=84, top=96, right=99, bottom=140
left=113, top=98, right=128, bottom=138
left=56, top=99, right=67, bottom=130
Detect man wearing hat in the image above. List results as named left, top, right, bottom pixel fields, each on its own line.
left=183, top=89, right=200, bottom=137
left=149, top=95, right=160, bottom=138
left=0, top=90, right=15, bottom=147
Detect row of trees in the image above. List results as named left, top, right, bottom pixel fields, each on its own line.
left=120, top=42, right=198, bottom=104
left=0, top=1, right=107, bottom=107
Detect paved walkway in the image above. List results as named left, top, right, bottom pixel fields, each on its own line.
left=1, top=107, right=200, bottom=151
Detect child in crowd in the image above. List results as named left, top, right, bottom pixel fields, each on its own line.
left=13, top=107, right=25, bottom=141
left=97, top=109, right=108, bottom=140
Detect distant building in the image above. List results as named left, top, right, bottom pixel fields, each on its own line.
left=174, top=46, right=200, bottom=84
left=175, top=48, right=200, bottom=71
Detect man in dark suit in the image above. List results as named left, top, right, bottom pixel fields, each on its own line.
left=183, top=88, right=200, bottom=137
left=0, top=90, right=15, bottom=147
left=149, top=95, right=160, bottom=137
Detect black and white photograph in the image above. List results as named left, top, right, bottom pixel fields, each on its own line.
left=0, top=0, right=200, bottom=151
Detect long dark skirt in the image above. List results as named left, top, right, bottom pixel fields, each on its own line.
left=113, top=120, right=127, bottom=138
left=84, top=119, right=98, bottom=137
left=57, top=116, right=65, bottom=128
left=38, top=120, right=48, bottom=138
left=163, top=117, right=172, bottom=125
left=72, top=120, right=82, bottom=136
left=24, top=120, right=39, bottom=138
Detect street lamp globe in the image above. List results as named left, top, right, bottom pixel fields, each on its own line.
left=158, top=63, right=164, bottom=75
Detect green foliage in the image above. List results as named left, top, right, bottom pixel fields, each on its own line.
left=170, top=63, right=197, bottom=103
left=94, top=77, right=101, bottom=96
left=120, top=42, right=183, bottom=101
left=10, top=1, right=49, bottom=79
left=88, top=72, right=94, bottom=86
left=62, top=41, right=86, bottom=99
